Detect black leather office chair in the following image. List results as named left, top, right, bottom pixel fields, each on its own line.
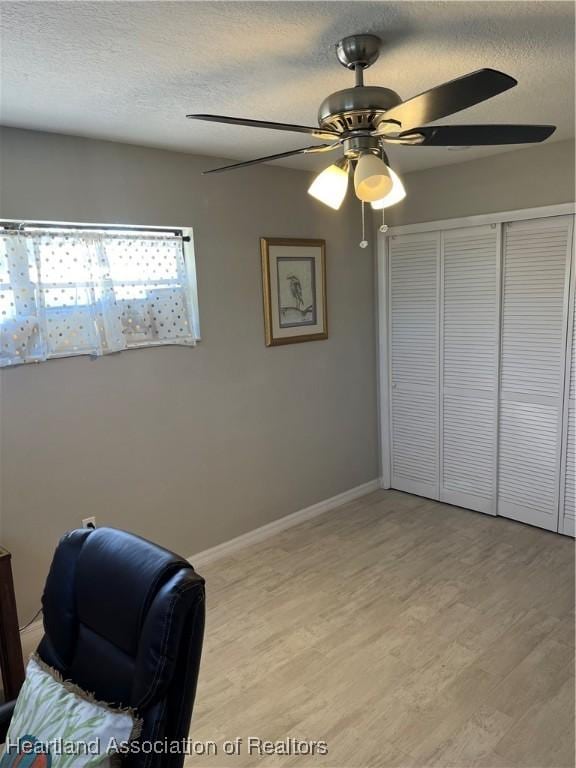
left=0, top=527, right=205, bottom=767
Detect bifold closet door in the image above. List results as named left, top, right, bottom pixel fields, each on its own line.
left=440, top=225, right=500, bottom=515
left=560, top=238, right=576, bottom=536
left=389, top=232, right=440, bottom=499
left=498, top=215, right=574, bottom=532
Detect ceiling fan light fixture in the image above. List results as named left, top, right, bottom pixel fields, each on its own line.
left=354, top=153, right=393, bottom=203
left=308, top=159, right=349, bottom=210
left=189, top=34, right=556, bottom=229
left=370, top=167, right=406, bottom=209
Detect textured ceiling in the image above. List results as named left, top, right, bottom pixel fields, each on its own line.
left=0, top=1, right=574, bottom=174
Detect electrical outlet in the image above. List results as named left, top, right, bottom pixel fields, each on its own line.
left=82, top=516, right=96, bottom=529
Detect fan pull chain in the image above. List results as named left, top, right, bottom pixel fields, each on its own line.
left=379, top=209, right=389, bottom=234
left=359, top=202, right=368, bottom=249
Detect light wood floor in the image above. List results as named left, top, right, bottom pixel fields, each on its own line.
left=187, top=490, right=575, bottom=768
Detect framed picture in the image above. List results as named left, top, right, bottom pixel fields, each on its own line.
left=260, top=237, right=328, bottom=346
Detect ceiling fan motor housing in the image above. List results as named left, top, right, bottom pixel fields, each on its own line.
left=318, top=86, right=402, bottom=134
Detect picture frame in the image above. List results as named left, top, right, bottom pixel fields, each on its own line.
left=260, top=237, right=328, bottom=346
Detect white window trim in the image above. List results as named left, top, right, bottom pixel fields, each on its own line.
left=181, top=227, right=201, bottom=341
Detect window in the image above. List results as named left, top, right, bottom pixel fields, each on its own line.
left=0, top=222, right=200, bottom=367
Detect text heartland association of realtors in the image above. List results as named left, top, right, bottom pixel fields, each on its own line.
left=5, top=736, right=330, bottom=757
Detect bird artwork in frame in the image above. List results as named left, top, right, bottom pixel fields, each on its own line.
left=260, top=238, right=328, bottom=346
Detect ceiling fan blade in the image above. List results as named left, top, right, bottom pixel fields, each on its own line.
left=187, top=114, right=339, bottom=141
left=393, top=124, right=557, bottom=146
left=202, top=144, right=339, bottom=175
left=373, top=69, right=517, bottom=134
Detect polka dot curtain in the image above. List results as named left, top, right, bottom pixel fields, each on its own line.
left=0, top=229, right=199, bottom=367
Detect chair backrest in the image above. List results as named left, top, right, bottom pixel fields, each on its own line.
left=37, top=527, right=205, bottom=768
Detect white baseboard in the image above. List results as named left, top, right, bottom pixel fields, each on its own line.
left=189, top=478, right=382, bottom=567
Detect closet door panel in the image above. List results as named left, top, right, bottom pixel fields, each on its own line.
left=440, top=225, right=499, bottom=514
left=389, top=232, right=440, bottom=499
left=498, top=215, right=573, bottom=531
left=499, top=401, right=561, bottom=527
left=391, top=389, right=438, bottom=493
left=560, top=233, right=576, bottom=536
left=442, top=395, right=496, bottom=512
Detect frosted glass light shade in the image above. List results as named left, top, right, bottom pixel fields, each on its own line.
left=308, top=163, right=349, bottom=210
left=354, top=153, right=393, bottom=202
left=370, top=168, right=406, bottom=209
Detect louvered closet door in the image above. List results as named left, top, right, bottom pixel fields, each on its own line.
left=498, top=215, right=574, bottom=531
left=389, top=232, right=440, bottom=499
left=440, top=225, right=500, bottom=515
left=560, top=230, right=576, bottom=536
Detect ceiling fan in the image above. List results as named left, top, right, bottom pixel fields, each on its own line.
left=187, top=34, right=556, bottom=216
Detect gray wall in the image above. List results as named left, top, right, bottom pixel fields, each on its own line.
left=388, top=139, right=575, bottom=226
left=0, top=127, right=379, bottom=619
left=1, top=128, right=574, bottom=620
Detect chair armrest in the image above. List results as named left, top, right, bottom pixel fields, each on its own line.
left=0, top=700, right=16, bottom=743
